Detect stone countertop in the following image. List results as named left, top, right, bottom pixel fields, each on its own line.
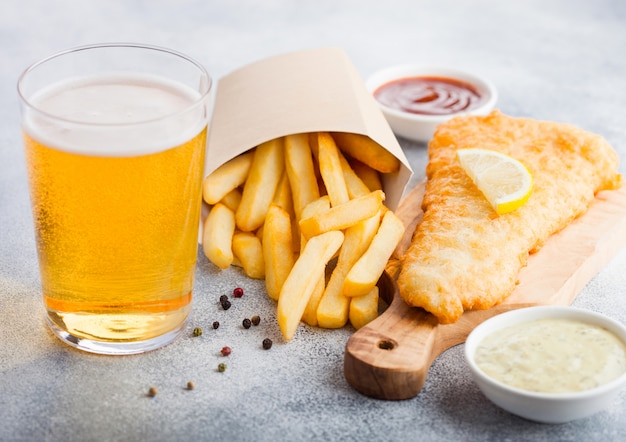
left=1, top=1, right=625, bottom=441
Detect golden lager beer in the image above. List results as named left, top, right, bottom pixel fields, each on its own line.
left=18, top=45, right=211, bottom=354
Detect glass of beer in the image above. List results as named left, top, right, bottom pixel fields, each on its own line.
left=17, top=43, right=212, bottom=355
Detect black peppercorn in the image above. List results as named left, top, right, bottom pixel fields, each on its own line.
left=212, top=321, right=220, bottom=329
left=251, top=315, right=261, bottom=326
left=242, top=318, right=252, bottom=329
left=221, top=299, right=231, bottom=310
left=262, top=338, right=273, bottom=350
left=219, top=294, right=228, bottom=303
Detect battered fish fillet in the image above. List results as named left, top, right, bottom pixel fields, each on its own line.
left=397, top=110, right=622, bottom=324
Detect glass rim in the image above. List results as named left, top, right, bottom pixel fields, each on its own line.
left=17, top=42, right=213, bottom=127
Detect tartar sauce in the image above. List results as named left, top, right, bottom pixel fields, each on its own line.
left=474, top=318, right=626, bottom=393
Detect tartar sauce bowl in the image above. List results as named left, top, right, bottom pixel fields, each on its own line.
left=366, top=65, right=497, bottom=143
left=464, top=306, right=626, bottom=424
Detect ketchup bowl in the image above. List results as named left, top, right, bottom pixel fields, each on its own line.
left=367, top=66, right=497, bottom=143
left=464, top=306, right=626, bottom=424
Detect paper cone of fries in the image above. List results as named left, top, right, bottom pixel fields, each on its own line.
left=201, top=47, right=413, bottom=339
left=205, top=47, right=412, bottom=211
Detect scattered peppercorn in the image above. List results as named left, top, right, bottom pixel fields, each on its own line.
left=147, top=386, right=158, bottom=397
left=242, top=318, right=252, bottom=329
left=187, top=381, right=195, bottom=391
left=262, top=338, right=273, bottom=350
left=221, top=299, right=232, bottom=310
left=251, top=315, right=261, bottom=326
left=221, top=346, right=232, bottom=356
left=212, top=321, right=220, bottom=329
left=219, top=294, right=228, bottom=303
left=192, top=327, right=203, bottom=337
left=218, top=363, right=227, bottom=372
left=233, top=287, right=244, bottom=298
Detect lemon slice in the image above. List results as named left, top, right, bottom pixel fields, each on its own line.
left=456, top=148, right=533, bottom=214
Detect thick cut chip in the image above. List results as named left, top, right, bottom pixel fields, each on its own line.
left=203, top=151, right=254, bottom=205
left=316, top=211, right=381, bottom=328
left=277, top=231, right=344, bottom=341
left=317, top=132, right=350, bottom=207
left=343, top=210, right=405, bottom=297
left=332, top=132, right=400, bottom=173
left=299, top=190, right=385, bottom=239
left=232, top=232, right=265, bottom=279
left=203, top=203, right=236, bottom=269
left=351, top=159, right=383, bottom=192
left=263, top=204, right=295, bottom=301
left=349, top=286, right=380, bottom=330
left=285, top=133, right=320, bottom=220
left=236, top=138, right=284, bottom=232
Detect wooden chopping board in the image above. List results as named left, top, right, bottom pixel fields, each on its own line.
left=344, top=181, right=626, bottom=400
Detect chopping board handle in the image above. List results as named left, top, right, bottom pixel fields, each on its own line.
left=344, top=301, right=439, bottom=400
left=343, top=269, right=530, bottom=400
left=344, top=272, right=441, bottom=400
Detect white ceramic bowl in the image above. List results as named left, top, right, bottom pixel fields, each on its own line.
left=465, top=306, right=626, bottom=424
left=366, top=66, right=497, bottom=143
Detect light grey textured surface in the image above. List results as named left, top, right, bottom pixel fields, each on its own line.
left=1, top=1, right=626, bottom=441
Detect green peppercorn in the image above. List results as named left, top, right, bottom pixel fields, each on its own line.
left=218, top=363, right=227, bottom=373
left=192, top=327, right=203, bottom=337
left=251, top=315, right=261, bottom=326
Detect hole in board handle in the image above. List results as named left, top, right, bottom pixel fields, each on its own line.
left=378, top=339, right=395, bottom=350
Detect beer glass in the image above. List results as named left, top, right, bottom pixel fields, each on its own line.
left=18, top=43, right=212, bottom=354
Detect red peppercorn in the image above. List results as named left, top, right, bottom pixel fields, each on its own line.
left=221, top=346, right=232, bottom=356
left=233, top=287, right=244, bottom=298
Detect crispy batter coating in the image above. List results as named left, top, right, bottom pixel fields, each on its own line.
left=397, top=110, right=622, bottom=324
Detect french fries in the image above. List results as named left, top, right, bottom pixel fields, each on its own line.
left=342, top=210, right=406, bottom=297
left=203, top=203, right=236, bottom=269
left=277, top=230, right=344, bottom=341
left=203, top=151, right=254, bottom=205
left=316, top=211, right=381, bottom=328
left=349, top=286, right=380, bottom=330
left=316, top=132, right=349, bottom=207
left=262, top=204, right=295, bottom=301
left=285, top=133, right=320, bottom=219
left=201, top=131, right=404, bottom=341
left=331, top=132, right=400, bottom=174
left=236, top=138, right=285, bottom=232
left=299, top=196, right=331, bottom=326
left=232, top=232, right=265, bottom=279
left=299, top=190, right=384, bottom=239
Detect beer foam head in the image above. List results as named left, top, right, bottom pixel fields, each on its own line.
left=22, top=73, right=209, bottom=156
